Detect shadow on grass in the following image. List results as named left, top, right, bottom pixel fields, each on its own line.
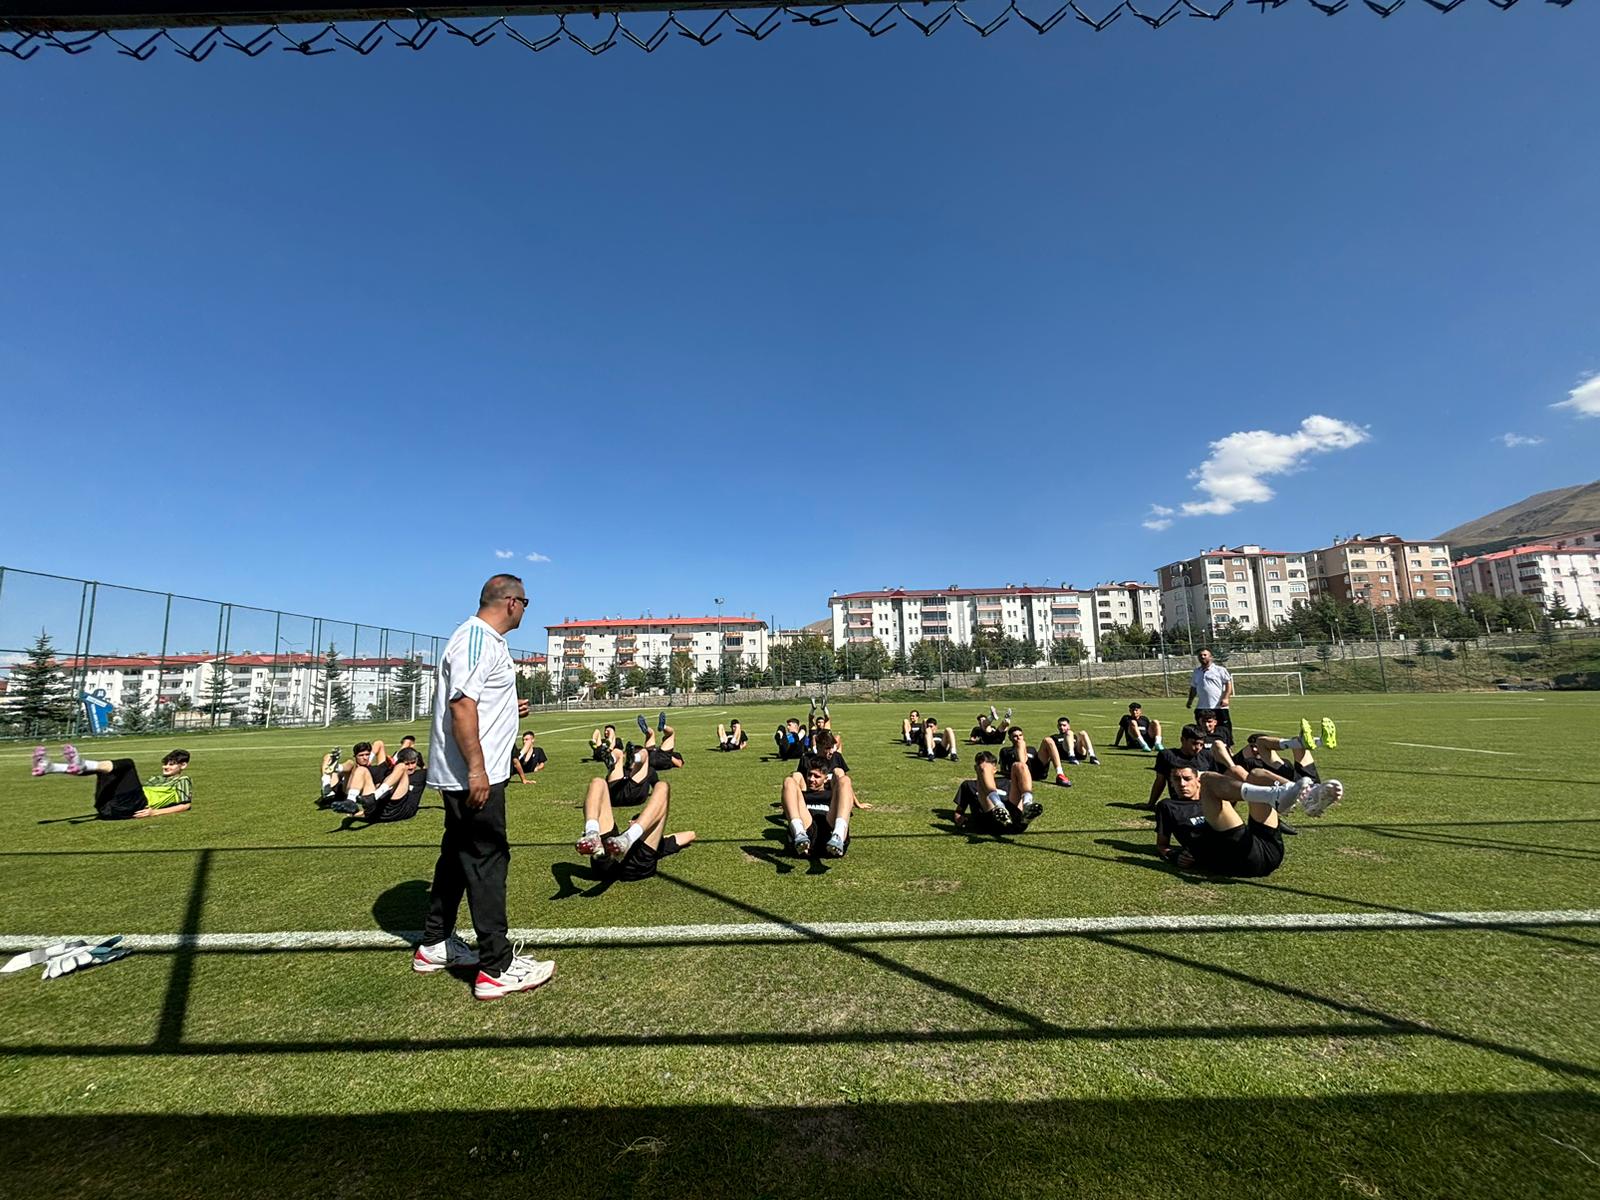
left=549, top=861, right=618, bottom=900
left=1, top=1094, right=1595, bottom=1200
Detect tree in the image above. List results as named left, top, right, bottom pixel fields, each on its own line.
left=4, top=631, right=74, bottom=737
left=393, top=654, right=426, bottom=717
left=605, top=663, right=624, bottom=700
left=203, top=660, right=238, bottom=722
left=1464, top=592, right=1504, bottom=634
left=695, top=667, right=721, bottom=692
left=837, top=638, right=890, bottom=681
left=1050, top=637, right=1086, bottom=666
left=118, top=683, right=151, bottom=734
left=890, top=650, right=909, bottom=677
left=625, top=666, right=648, bottom=693
left=1576, top=607, right=1592, bottom=627
left=250, top=692, right=271, bottom=727
left=669, top=652, right=695, bottom=693
left=561, top=675, right=580, bottom=699
left=645, top=656, right=669, bottom=691
left=1498, top=594, right=1540, bottom=633
left=324, top=646, right=355, bottom=723
left=1315, top=642, right=1333, bottom=668
left=909, top=640, right=940, bottom=683
left=1546, top=598, right=1574, bottom=624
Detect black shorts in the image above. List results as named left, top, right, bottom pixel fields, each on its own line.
left=608, top=772, right=657, bottom=806
left=1189, top=817, right=1284, bottom=877
left=94, top=759, right=146, bottom=820
left=798, top=810, right=846, bottom=858
left=908, top=725, right=924, bottom=742
left=592, top=745, right=614, bottom=764
left=776, top=742, right=806, bottom=761
left=609, top=833, right=685, bottom=882
left=648, top=749, right=682, bottom=772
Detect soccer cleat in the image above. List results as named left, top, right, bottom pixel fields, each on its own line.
left=575, top=830, right=605, bottom=857
left=1055, top=772, right=1070, bottom=787
left=329, top=747, right=341, bottom=765
left=1266, top=778, right=1307, bottom=816
left=824, top=832, right=848, bottom=858
left=1089, top=756, right=1101, bottom=765
left=637, top=715, right=650, bottom=736
left=948, top=749, right=959, bottom=762
left=988, top=803, right=1012, bottom=828
left=1152, top=740, right=1164, bottom=751
left=1019, top=798, right=1044, bottom=822
left=413, top=933, right=479, bottom=974
left=1321, top=717, right=1338, bottom=749
left=810, top=697, right=818, bottom=714
left=989, top=705, right=998, bottom=722
left=330, top=799, right=360, bottom=815
left=1279, top=820, right=1300, bottom=836
left=1065, top=756, right=1079, bottom=766
left=1136, top=740, right=1151, bottom=752
left=61, top=744, right=82, bottom=774
left=1299, top=718, right=1318, bottom=752
left=926, top=751, right=937, bottom=762
left=31, top=747, right=49, bottom=777
left=1004, top=708, right=1013, bottom=721
left=473, top=955, right=555, bottom=1001
left=791, top=832, right=812, bottom=858
left=658, top=710, right=668, bottom=732
left=1299, top=779, right=1344, bottom=818
left=602, top=830, right=633, bottom=863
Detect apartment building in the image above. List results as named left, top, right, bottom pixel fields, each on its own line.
left=1158, top=546, right=1311, bottom=634
left=1089, top=582, right=1161, bottom=636
left=546, top=617, right=769, bottom=682
left=828, top=586, right=1097, bottom=660
left=1453, top=543, right=1600, bottom=617
left=1306, top=535, right=1455, bottom=606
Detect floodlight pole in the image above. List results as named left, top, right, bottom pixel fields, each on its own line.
left=714, top=597, right=726, bottom=704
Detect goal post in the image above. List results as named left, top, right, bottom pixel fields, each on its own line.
left=1228, top=671, right=1305, bottom=697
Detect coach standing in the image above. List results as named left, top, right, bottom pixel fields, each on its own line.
left=412, top=574, right=555, bottom=1001
left=1185, top=647, right=1235, bottom=747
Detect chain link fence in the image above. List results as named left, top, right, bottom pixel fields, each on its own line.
left=0, top=566, right=549, bottom=739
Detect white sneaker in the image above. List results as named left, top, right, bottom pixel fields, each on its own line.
left=1299, top=779, right=1344, bottom=818
left=412, top=933, right=479, bottom=974
left=474, top=955, right=556, bottom=1001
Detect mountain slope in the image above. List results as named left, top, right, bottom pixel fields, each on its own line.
left=1440, top=480, right=1600, bottom=557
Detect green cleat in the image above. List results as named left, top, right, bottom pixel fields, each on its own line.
left=1321, top=716, right=1337, bottom=749
left=1300, top=718, right=1317, bottom=751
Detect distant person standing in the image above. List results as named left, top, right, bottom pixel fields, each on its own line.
left=1186, top=647, right=1235, bottom=747
left=412, top=574, right=555, bottom=1002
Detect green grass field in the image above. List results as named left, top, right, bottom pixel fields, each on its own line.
left=1, top=693, right=1598, bottom=1198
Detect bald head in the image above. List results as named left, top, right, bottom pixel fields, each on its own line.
left=477, top=574, right=528, bottom=634
left=480, top=574, right=524, bottom=607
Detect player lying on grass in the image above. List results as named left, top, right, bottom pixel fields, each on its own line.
left=901, top=709, right=924, bottom=745
left=589, top=724, right=621, bottom=764
left=320, top=741, right=377, bottom=804
left=715, top=720, right=749, bottom=751
left=917, top=716, right=960, bottom=761
left=1113, top=702, right=1163, bottom=752
left=805, top=728, right=849, bottom=778
left=574, top=769, right=695, bottom=882
left=952, top=750, right=1044, bottom=833
left=1236, top=717, right=1336, bottom=784
left=332, top=747, right=426, bottom=822
left=635, top=711, right=685, bottom=771
left=1147, top=724, right=1227, bottom=809
left=808, top=706, right=843, bottom=754
left=782, top=751, right=859, bottom=859
left=32, top=746, right=192, bottom=820
left=774, top=716, right=810, bottom=760
left=1159, top=765, right=1342, bottom=876
left=512, top=731, right=547, bottom=783
left=968, top=707, right=1013, bottom=745
left=1197, top=710, right=1234, bottom=748
left=998, top=723, right=1071, bottom=789
left=1048, top=716, right=1100, bottom=767
left=575, top=742, right=660, bottom=857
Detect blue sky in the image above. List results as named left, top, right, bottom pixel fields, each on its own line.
left=4, top=7, right=1597, bottom=652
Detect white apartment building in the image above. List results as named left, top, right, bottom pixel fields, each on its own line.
left=1453, top=543, right=1600, bottom=618
left=546, top=617, right=769, bottom=682
left=1158, top=546, right=1311, bottom=634
left=828, top=586, right=1097, bottom=661
left=1089, top=582, right=1161, bottom=637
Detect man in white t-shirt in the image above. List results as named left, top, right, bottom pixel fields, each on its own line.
left=412, top=574, right=555, bottom=1002
left=1186, top=647, right=1235, bottom=746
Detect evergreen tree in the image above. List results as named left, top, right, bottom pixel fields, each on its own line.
left=118, top=682, right=151, bottom=734
left=324, top=646, right=355, bottom=723
left=1049, top=636, right=1087, bottom=666
left=646, top=656, right=669, bottom=690
left=605, top=663, right=624, bottom=700
left=393, top=654, right=426, bottom=718
left=203, top=660, right=238, bottom=721
left=4, top=631, right=73, bottom=736
left=625, top=667, right=648, bottom=693
left=890, top=650, right=909, bottom=677
left=695, top=667, right=721, bottom=692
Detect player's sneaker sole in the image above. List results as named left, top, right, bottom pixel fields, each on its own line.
left=1299, top=719, right=1317, bottom=753
left=31, top=747, right=48, bottom=777
left=791, top=837, right=812, bottom=858
left=575, top=833, right=604, bottom=857
left=1321, top=717, right=1338, bottom=749
left=61, top=744, right=82, bottom=774
left=601, top=833, right=631, bottom=863
left=823, top=835, right=847, bottom=858
left=1300, top=779, right=1344, bottom=818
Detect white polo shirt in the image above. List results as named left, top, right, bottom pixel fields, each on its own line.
left=1190, top=662, right=1232, bottom=709
left=427, top=615, right=518, bottom=791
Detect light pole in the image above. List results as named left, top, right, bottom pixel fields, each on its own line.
left=714, top=597, right=726, bottom=704
left=269, top=636, right=301, bottom=728
left=1360, top=587, right=1389, bottom=693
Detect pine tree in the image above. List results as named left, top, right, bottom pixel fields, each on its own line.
left=325, top=646, right=355, bottom=723
left=393, top=654, right=425, bottom=719
left=5, top=631, right=74, bottom=737
left=204, top=660, right=238, bottom=721
left=118, top=683, right=150, bottom=734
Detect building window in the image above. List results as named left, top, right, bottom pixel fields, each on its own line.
left=1381, top=590, right=1392, bottom=599
left=1211, top=600, right=1230, bottom=610
left=1210, top=585, right=1226, bottom=594
left=1273, top=600, right=1284, bottom=608
left=1208, top=571, right=1224, bottom=580
left=1267, top=571, right=1281, bottom=580
left=1270, top=585, right=1282, bottom=593
left=1291, top=583, right=1307, bottom=592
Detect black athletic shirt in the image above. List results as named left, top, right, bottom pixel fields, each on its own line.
left=814, top=750, right=849, bottom=775
left=1153, top=746, right=1218, bottom=798
left=998, top=744, right=1042, bottom=774
left=512, top=746, right=548, bottom=770
left=1118, top=714, right=1152, bottom=741
left=1048, top=732, right=1076, bottom=756
left=970, top=726, right=1005, bottom=744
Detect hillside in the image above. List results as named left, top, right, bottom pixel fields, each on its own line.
left=1438, top=480, right=1600, bottom=557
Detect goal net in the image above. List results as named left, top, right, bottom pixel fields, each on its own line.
left=1229, top=672, right=1305, bottom=697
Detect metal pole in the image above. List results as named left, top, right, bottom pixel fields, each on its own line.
left=267, top=611, right=281, bottom=728
left=1366, top=591, right=1388, bottom=692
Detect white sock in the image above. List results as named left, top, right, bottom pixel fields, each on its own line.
left=77, top=760, right=103, bottom=772
left=622, top=822, right=643, bottom=849
left=373, top=783, right=392, bottom=799
left=1240, top=778, right=1302, bottom=804
left=1020, top=791, right=1034, bottom=807
left=46, top=762, right=72, bottom=774
left=1282, top=736, right=1306, bottom=751
left=832, top=817, right=849, bottom=841
left=789, top=818, right=808, bottom=839
left=987, top=789, right=1007, bottom=809
left=584, top=819, right=600, bottom=837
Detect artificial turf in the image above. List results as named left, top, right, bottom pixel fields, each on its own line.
left=0, top=692, right=1597, bottom=1198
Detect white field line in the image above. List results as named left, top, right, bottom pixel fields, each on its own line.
left=3, top=909, right=1596, bottom=955
left=1464, top=717, right=1540, bottom=721
left=1388, top=742, right=1517, bottom=756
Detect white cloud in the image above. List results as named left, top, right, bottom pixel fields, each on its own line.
left=1157, top=415, right=1369, bottom=520
left=494, top=549, right=514, bottom=559
left=1552, top=373, right=1600, bottom=419
left=525, top=552, right=551, bottom=563
left=1143, top=504, right=1174, bottom=531
left=1499, top=433, right=1544, bottom=448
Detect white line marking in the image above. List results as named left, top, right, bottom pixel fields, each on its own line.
left=1464, top=718, right=1540, bottom=722
left=2, top=909, right=1594, bottom=954
left=1388, top=742, right=1517, bottom=756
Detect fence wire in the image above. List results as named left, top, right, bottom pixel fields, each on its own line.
left=0, top=0, right=1580, bottom=61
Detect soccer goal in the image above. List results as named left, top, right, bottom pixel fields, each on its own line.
left=1229, top=672, right=1305, bottom=697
